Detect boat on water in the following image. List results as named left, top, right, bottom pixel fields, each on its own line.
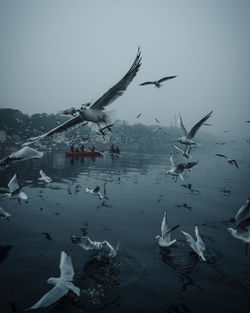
left=66, top=150, right=104, bottom=157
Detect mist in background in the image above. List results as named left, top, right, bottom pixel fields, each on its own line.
left=0, top=0, right=249, bottom=138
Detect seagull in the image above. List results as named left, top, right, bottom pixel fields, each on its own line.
left=0, top=146, right=43, bottom=168
left=0, top=206, right=11, bottom=220
left=26, top=251, right=80, bottom=310
left=235, top=198, right=250, bottom=225
left=136, top=113, right=142, bottom=118
left=173, top=144, right=192, bottom=159
left=71, top=235, right=118, bottom=259
left=23, top=48, right=141, bottom=145
left=38, top=170, right=53, bottom=183
left=181, top=226, right=206, bottom=261
left=166, top=154, right=198, bottom=182
left=155, top=118, right=160, bottom=123
left=3, top=174, right=28, bottom=203
left=85, top=186, right=103, bottom=200
left=227, top=199, right=250, bottom=253
left=215, top=154, right=239, bottom=169
left=155, top=211, right=181, bottom=247
left=139, top=75, right=177, bottom=88
left=177, top=111, right=213, bottom=147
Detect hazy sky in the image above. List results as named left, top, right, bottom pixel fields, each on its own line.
left=0, top=0, right=250, bottom=137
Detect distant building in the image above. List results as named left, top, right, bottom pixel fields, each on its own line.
left=0, top=130, right=6, bottom=143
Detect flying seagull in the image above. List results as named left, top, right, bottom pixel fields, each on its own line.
left=177, top=111, right=213, bottom=147
left=139, top=75, right=177, bottom=88
left=166, top=154, right=198, bottom=182
left=23, top=48, right=141, bottom=145
left=26, top=251, right=80, bottom=310
left=181, top=226, right=206, bottom=261
left=3, top=174, right=28, bottom=203
left=71, top=235, right=118, bottom=259
left=215, top=154, right=239, bottom=169
left=85, top=186, right=103, bottom=200
left=38, top=170, right=53, bottom=183
left=0, top=206, right=11, bottom=220
left=173, top=144, right=192, bottom=159
left=155, top=211, right=181, bottom=247
left=227, top=199, right=250, bottom=254
left=0, top=146, right=43, bottom=168
left=136, top=113, right=142, bottom=118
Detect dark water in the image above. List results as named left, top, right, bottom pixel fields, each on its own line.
left=0, top=142, right=250, bottom=313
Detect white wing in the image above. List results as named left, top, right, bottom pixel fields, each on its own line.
left=235, top=199, right=250, bottom=225
left=173, top=144, right=184, bottom=154
left=8, top=174, right=20, bottom=194
left=9, top=147, right=43, bottom=160
left=27, top=283, right=68, bottom=310
left=40, top=170, right=52, bottom=182
left=91, top=48, right=141, bottom=111
left=161, top=211, right=169, bottom=239
left=181, top=230, right=199, bottom=254
left=59, top=251, right=74, bottom=281
left=22, top=115, right=85, bottom=146
left=179, top=113, right=187, bottom=136
left=195, top=226, right=206, bottom=252
left=170, top=154, right=176, bottom=169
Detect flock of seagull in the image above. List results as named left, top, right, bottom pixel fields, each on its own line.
left=0, top=47, right=249, bottom=310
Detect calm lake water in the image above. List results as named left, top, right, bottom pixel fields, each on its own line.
left=0, top=141, right=250, bottom=313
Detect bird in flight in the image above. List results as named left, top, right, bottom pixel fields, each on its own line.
left=177, top=111, right=213, bottom=148
left=136, top=113, right=142, bottom=118
left=181, top=226, right=206, bottom=261
left=26, top=251, right=80, bottom=310
left=215, top=154, right=239, bottom=169
left=166, top=154, right=198, bottom=182
left=155, top=211, right=181, bottom=247
left=23, top=48, right=142, bottom=145
left=139, top=75, right=177, bottom=88
left=227, top=199, right=250, bottom=254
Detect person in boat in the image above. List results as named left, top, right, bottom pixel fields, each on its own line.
left=70, top=144, right=74, bottom=152
left=81, top=144, right=85, bottom=152
left=91, top=145, right=95, bottom=152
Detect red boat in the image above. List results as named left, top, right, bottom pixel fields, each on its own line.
left=66, top=150, right=104, bottom=157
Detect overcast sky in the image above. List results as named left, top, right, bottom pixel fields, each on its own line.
left=0, top=0, right=249, bottom=137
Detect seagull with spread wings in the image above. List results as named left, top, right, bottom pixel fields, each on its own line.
left=227, top=199, right=250, bottom=254
left=139, top=75, right=177, bottom=88
left=0, top=146, right=43, bottom=167
left=155, top=211, right=181, bottom=247
left=181, top=226, right=206, bottom=261
left=23, top=48, right=141, bottom=145
left=26, top=251, right=80, bottom=310
left=3, top=174, right=28, bottom=203
left=166, top=154, right=198, bottom=182
left=177, top=111, right=213, bottom=147
left=215, top=154, right=239, bottom=169
left=71, top=235, right=118, bottom=259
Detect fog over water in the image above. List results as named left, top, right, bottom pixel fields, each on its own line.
left=0, top=0, right=250, bottom=137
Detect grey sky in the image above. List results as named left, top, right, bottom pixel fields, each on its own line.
left=0, top=0, right=250, bottom=137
